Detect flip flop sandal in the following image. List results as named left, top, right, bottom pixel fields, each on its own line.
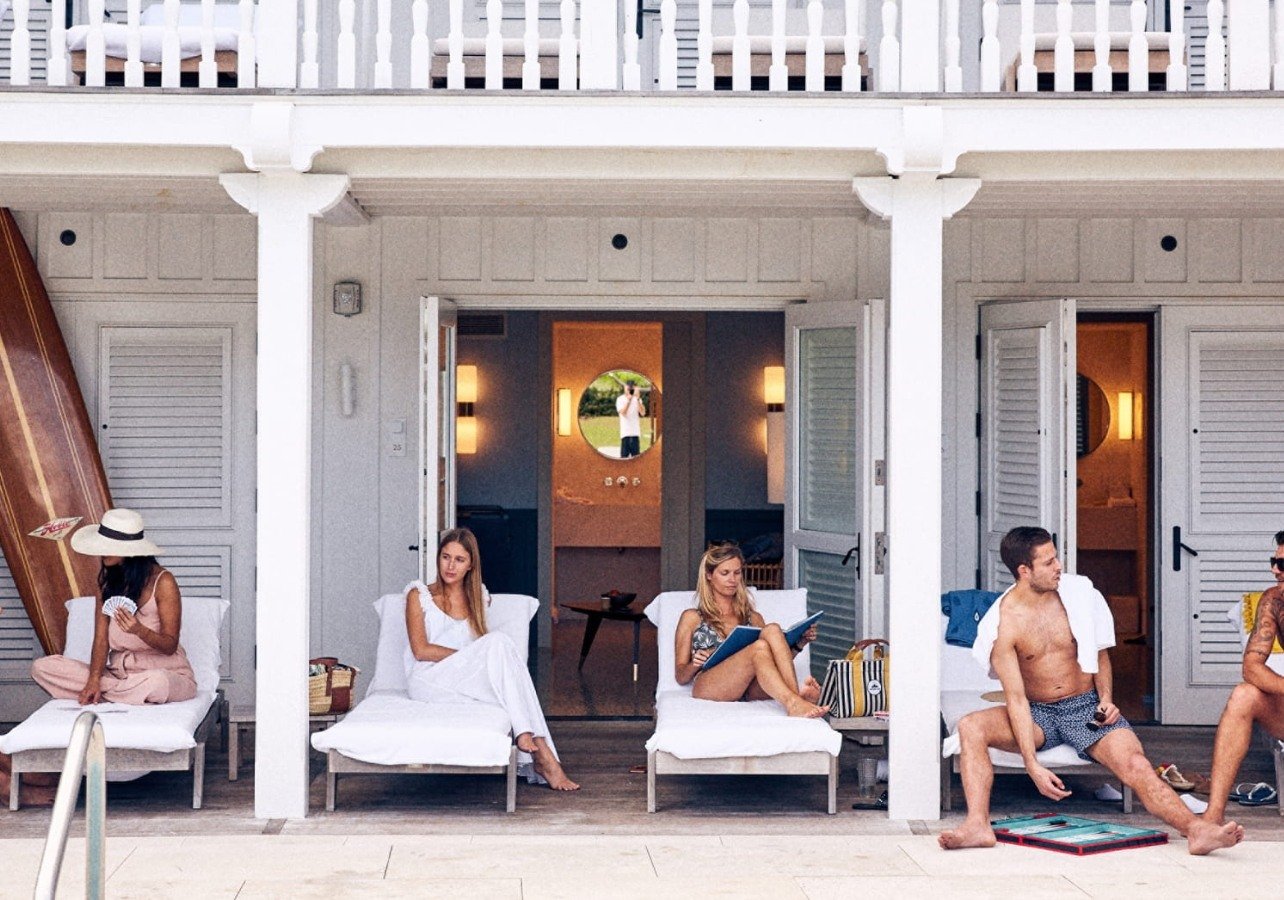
left=1236, top=783, right=1278, bottom=807
left=1157, top=763, right=1195, bottom=791
left=1228, top=782, right=1261, bottom=802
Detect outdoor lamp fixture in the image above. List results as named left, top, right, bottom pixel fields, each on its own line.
left=556, top=388, right=573, bottom=436
left=457, top=365, right=478, bottom=454
left=1117, top=391, right=1135, bottom=441
left=765, top=366, right=785, bottom=504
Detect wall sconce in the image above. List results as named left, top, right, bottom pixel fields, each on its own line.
left=556, top=388, right=573, bottom=436
left=1117, top=391, right=1135, bottom=441
left=333, top=281, right=362, bottom=317
left=764, top=366, right=785, bottom=504
left=457, top=364, right=477, bottom=454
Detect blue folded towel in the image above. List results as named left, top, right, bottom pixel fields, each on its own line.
left=941, top=589, right=1001, bottom=648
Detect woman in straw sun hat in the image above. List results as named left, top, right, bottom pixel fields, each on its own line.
left=31, top=508, right=196, bottom=706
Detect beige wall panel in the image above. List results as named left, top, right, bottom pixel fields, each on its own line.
left=490, top=217, right=537, bottom=282
left=1248, top=219, right=1284, bottom=283
left=544, top=217, right=590, bottom=282
left=212, top=215, right=257, bottom=281
left=103, top=213, right=150, bottom=280
left=651, top=218, right=697, bottom=283
left=598, top=218, right=642, bottom=281
left=812, top=217, right=859, bottom=302
left=1189, top=219, right=1242, bottom=284
left=438, top=216, right=483, bottom=281
left=1034, top=218, right=1079, bottom=283
left=157, top=214, right=204, bottom=281
left=974, top=218, right=1025, bottom=283
left=1083, top=219, right=1135, bottom=283
left=861, top=222, right=890, bottom=300
left=705, top=218, right=750, bottom=283
left=1141, top=219, right=1187, bottom=283
left=758, top=218, right=802, bottom=283
left=41, top=214, right=94, bottom=279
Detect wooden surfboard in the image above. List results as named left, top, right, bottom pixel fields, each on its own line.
left=0, top=209, right=112, bottom=654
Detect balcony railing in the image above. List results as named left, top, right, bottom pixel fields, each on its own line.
left=1, top=1, right=1281, bottom=94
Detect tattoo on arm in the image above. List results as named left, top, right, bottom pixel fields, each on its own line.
left=1245, top=595, right=1281, bottom=662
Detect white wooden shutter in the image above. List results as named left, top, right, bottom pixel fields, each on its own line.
left=99, top=326, right=233, bottom=529
left=0, top=556, right=38, bottom=679
left=1184, top=1, right=1228, bottom=90
left=0, top=4, right=52, bottom=83
left=164, top=544, right=232, bottom=679
left=979, top=299, right=1075, bottom=590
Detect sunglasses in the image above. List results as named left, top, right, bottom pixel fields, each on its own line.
left=1084, top=707, right=1107, bottom=732
left=1272, top=558, right=1284, bottom=570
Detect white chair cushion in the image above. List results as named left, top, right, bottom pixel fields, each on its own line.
left=0, top=693, right=216, bottom=754
left=310, top=693, right=514, bottom=767
left=645, top=690, right=840, bottom=759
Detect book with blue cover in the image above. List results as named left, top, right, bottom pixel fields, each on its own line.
left=702, top=611, right=825, bottom=670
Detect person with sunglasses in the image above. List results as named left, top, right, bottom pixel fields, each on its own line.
left=1202, top=530, right=1284, bottom=824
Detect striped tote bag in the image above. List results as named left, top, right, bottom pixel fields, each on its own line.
left=820, top=639, right=889, bottom=717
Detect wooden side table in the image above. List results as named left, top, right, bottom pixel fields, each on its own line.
left=226, top=704, right=344, bottom=781
left=828, top=716, right=889, bottom=804
left=560, top=600, right=650, bottom=681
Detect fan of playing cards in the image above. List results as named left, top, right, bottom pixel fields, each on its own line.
left=102, top=595, right=138, bottom=617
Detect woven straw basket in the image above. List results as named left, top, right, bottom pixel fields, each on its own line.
left=308, top=656, right=359, bottom=715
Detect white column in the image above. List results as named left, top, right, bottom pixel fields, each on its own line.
left=900, top=0, right=940, bottom=91
left=854, top=173, right=979, bottom=821
left=579, top=0, right=619, bottom=89
left=220, top=171, right=351, bottom=821
left=255, top=0, right=300, bottom=88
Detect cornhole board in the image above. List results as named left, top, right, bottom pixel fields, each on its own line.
left=0, top=208, right=112, bottom=654
left=991, top=814, right=1168, bottom=855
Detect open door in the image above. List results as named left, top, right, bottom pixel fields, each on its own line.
left=1159, top=305, right=1284, bottom=723
left=419, top=296, right=458, bottom=580
left=979, top=299, right=1076, bottom=590
left=784, top=300, right=867, bottom=675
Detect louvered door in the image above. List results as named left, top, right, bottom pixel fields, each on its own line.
left=419, top=296, right=458, bottom=580
left=1159, top=306, right=1284, bottom=723
left=0, top=556, right=37, bottom=679
left=784, top=301, right=866, bottom=677
left=979, top=300, right=1076, bottom=590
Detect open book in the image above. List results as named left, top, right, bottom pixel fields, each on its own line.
left=702, top=611, right=824, bottom=671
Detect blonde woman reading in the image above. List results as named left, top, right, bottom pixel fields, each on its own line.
left=404, top=527, right=578, bottom=791
left=673, top=544, right=827, bottom=717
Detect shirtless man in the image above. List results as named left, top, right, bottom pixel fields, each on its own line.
left=1202, top=530, right=1284, bottom=824
left=939, top=526, right=1243, bottom=854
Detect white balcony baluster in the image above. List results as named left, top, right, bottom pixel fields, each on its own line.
left=770, top=0, right=787, bottom=92
left=659, top=0, right=677, bottom=90
left=374, top=0, right=393, bottom=88
left=1054, top=0, right=1072, bottom=92
left=1166, top=0, right=1185, bottom=91
left=411, top=0, right=430, bottom=88
left=805, top=0, right=823, bottom=91
left=124, top=0, right=143, bottom=87
left=980, top=0, right=999, bottom=91
left=944, top=0, right=962, bottom=91
left=696, top=0, right=713, bottom=90
left=1275, top=0, right=1284, bottom=89
left=485, top=0, right=502, bottom=89
left=1092, top=0, right=1111, bottom=92
left=623, top=0, right=640, bottom=89
left=843, top=0, right=862, bottom=92
left=301, top=0, right=319, bottom=88
left=199, top=0, right=217, bottom=88
left=1228, top=0, right=1270, bottom=89
left=1017, top=0, right=1035, bottom=92
left=10, top=0, right=29, bottom=85
left=338, top=0, right=356, bottom=88
left=47, top=0, right=69, bottom=86
left=1127, top=0, right=1147, bottom=91
left=86, top=0, right=109, bottom=86
left=878, top=1, right=899, bottom=92
left=558, top=0, right=576, bottom=90
left=161, top=0, right=181, bottom=88
left=447, top=0, right=465, bottom=89
left=237, top=0, right=257, bottom=88
left=732, top=0, right=750, bottom=91
left=523, top=0, right=540, bottom=89
left=1205, top=0, right=1226, bottom=90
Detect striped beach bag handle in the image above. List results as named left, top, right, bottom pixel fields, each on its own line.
left=819, top=639, right=889, bottom=718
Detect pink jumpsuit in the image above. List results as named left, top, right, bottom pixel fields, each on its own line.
left=32, top=579, right=197, bottom=705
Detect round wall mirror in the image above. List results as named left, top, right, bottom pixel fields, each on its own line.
left=1076, top=373, right=1111, bottom=457
left=577, top=369, right=661, bottom=459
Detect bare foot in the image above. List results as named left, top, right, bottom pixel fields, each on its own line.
left=784, top=697, right=829, bottom=718
left=800, top=676, right=822, bottom=704
left=938, top=822, right=997, bottom=850
left=532, top=747, right=580, bottom=792
left=515, top=734, right=538, bottom=754
left=1187, top=819, right=1244, bottom=855
left=1201, top=808, right=1227, bottom=827
left=0, top=771, right=56, bottom=807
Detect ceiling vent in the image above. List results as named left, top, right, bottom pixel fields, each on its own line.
left=458, top=312, right=507, bottom=339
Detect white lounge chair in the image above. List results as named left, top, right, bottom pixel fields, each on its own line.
left=939, top=613, right=1133, bottom=813
left=310, top=591, right=539, bottom=813
left=0, top=595, right=228, bottom=810
left=643, top=589, right=842, bottom=814
left=1229, top=595, right=1284, bottom=816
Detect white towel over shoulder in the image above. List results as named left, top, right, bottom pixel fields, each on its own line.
left=971, top=574, right=1115, bottom=680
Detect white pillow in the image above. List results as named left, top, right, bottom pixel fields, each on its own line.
left=645, top=587, right=810, bottom=698
left=62, top=595, right=228, bottom=693
left=366, top=588, right=539, bottom=697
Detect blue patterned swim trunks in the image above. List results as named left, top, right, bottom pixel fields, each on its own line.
left=1029, top=689, right=1131, bottom=761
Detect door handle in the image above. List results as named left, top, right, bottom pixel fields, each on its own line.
left=1172, top=526, right=1199, bottom=572
left=841, top=537, right=861, bottom=579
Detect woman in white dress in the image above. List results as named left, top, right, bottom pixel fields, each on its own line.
left=405, top=527, right=579, bottom=791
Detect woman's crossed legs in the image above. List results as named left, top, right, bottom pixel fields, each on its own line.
left=692, top=623, right=826, bottom=717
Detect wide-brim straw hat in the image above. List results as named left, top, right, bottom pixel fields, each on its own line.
left=70, top=508, right=163, bottom=557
